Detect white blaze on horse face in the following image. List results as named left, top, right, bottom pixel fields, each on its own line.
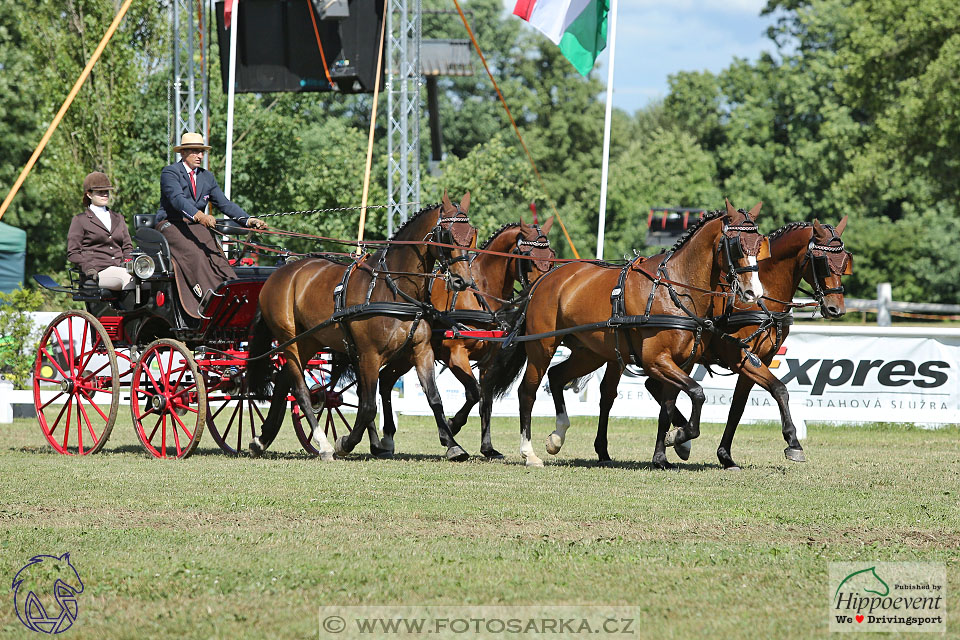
left=740, top=257, right=763, bottom=302
left=520, top=434, right=544, bottom=467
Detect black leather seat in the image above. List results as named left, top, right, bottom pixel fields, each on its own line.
left=135, top=213, right=157, bottom=229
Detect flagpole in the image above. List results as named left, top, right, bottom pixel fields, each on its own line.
left=595, top=0, right=618, bottom=260
left=224, top=0, right=239, bottom=199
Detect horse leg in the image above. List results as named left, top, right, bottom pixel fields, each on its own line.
left=375, top=362, right=410, bottom=458
left=594, top=361, right=623, bottom=464
left=446, top=345, right=480, bottom=436
left=544, top=349, right=604, bottom=455
left=411, top=339, right=469, bottom=461
left=652, top=387, right=681, bottom=470
left=518, top=339, right=561, bottom=468
left=653, top=359, right=706, bottom=451
left=645, top=378, right=693, bottom=461
left=250, top=371, right=290, bottom=456
left=477, top=366, right=503, bottom=459
left=334, top=355, right=381, bottom=457
left=282, top=357, right=335, bottom=461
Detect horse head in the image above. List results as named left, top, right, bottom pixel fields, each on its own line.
left=514, top=216, right=556, bottom=288
left=805, top=216, right=852, bottom=318
left=434, top=191, right=478, bottom=292
left=722, top=199, right=770, bottom=303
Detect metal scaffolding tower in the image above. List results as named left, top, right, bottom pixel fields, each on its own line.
left=169, top=0, right=210, bottom=167
left=386, top=0, right=422, bottom=236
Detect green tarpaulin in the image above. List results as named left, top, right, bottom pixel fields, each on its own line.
left=0, top=220, right=26, bottom=293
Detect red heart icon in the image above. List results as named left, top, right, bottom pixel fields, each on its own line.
left=856, top=615, right=864, bottom=623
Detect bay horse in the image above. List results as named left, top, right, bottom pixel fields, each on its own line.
left=487, top=201, right=769, bottom=468
left=247, top=192, right=478, bottom=461
left=545, top=217, right=852, bottom=468
left=657, top=217, right=853, bottom=468
left=376, top=217, right=556, bottom=459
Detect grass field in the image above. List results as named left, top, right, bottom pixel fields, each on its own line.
left=1, top=412, right=958, bottom=639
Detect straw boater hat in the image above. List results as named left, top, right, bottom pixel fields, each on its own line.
left=173, top=131, right=212, bottom=153
left=82, top=171, right=114, bottom=206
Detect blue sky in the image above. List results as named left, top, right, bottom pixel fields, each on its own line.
left=510, top=0, right=780, bottom=115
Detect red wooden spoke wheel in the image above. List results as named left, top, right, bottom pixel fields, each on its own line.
left=33, top=311, right=119, bottom=455
left=130, top=339, right=206, bottom=459
left=291, top=361, right=357, bottom=456
left=203, top=360, right=267, bottom=456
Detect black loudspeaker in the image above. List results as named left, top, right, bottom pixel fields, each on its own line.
left=214, top=0, right=384, bottom=94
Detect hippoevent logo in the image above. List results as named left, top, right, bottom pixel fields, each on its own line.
left=11, top=553, right=83, bottom=634
left=829, top=562, right=946, bottom=633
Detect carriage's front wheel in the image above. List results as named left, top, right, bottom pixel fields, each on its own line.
left=131, top=339, right=205, bottom=459
left=33, top=311, right=119, bottom=455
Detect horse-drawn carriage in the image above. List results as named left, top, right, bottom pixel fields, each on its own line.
left=32, top=212, right=350, bottom=459
left=29, top=193, right=854, bottom=469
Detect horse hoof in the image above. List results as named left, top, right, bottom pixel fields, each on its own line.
left=653, top=458, right=676, bottom=471
left=545, top=432, right=563, bottom=455
left=380, top=437, right=395, bottom=455
left=371, top=447, right=394, bottom=459
left=597, top=458, right=614, bottom=468
left=724, top=465, right=742, bottom=472
left=481, top=449, right=505, bottom=460
left=446, top=446, right=469, bottom=462
left=664, top=428, right=681, bottom=447
left=675, top=439, right=692, bottom=461
left=334, top=436, right=352, bottom=457
left=249, top=438, right=264, bottom=458
left=319, top=450, right=335, bottom=462
left=784, top=447, right=806, bottom=463
left=524, top=456, right=544, bottom=468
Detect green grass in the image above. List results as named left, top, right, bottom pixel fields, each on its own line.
left=1, top=412, right=959, bottom=639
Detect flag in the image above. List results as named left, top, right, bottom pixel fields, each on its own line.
left=224, top=0, right=235, bottom=29
left=513, top=0, right=609, bottom=76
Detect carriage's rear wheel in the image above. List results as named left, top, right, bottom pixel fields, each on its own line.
left=33, top=311, right=119, bottom=455
left=204, top=364, right=267, bottom=456
left=291, top=364, right=357, bottom=456
left=130, top=339, right=205, bottom=459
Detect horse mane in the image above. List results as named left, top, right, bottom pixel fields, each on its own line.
left=669, top=209, right=725, bottom=252
left=389, top=202, right=442, bottom=240
left=767, top=221, right=811, bottom=242
left=480, top=222, right=521, bottom=250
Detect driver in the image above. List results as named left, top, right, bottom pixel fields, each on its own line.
left=156, top=132, right=267, bottom=317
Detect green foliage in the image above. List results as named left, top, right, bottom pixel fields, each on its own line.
left=0, top=286, right=46, bottom=387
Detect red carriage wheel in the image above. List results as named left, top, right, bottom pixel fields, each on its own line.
left=130, top=339, right=205, bottom=459
left=204, top=363, right=267, bottom=456
left=33, top=311, right=119, bottom=455
left=291, top=362, right=358, bottom=456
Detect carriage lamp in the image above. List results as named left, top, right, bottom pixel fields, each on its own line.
left=131, top=254, right=156, bottom=280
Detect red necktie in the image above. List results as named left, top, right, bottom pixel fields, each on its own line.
left=189, top=169, right=197, bottom=198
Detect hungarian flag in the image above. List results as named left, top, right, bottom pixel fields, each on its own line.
left=513, top=0, right=609, bottom=76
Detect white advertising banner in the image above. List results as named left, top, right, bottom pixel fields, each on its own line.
left=394, top=326, right=960, bottom=437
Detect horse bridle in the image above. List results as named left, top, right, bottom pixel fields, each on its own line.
left=513, top=227, right=555, bottom=289
left=719, top=214, right=768, bottom=294
left=799, top=225, right=852, bottom=302
left=431, top=204, right=477, bottom=292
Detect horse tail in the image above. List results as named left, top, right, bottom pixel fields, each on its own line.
left=247, top=307, right=275, bottom=397
left=487, top=304, right=532, bottom=399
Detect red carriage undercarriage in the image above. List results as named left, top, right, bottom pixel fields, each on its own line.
left=33, top=216, right=355, bottom=459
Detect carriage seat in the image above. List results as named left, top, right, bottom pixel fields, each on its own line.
left=135, top=213, right=157, bottom=229
left=134, top=225, right=171, bottom=267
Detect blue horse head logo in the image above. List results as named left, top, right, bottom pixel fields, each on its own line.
left=12, top=553, right=84, bottom=634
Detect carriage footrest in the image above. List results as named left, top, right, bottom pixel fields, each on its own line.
left=442, top=330, right=505, bottom=339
